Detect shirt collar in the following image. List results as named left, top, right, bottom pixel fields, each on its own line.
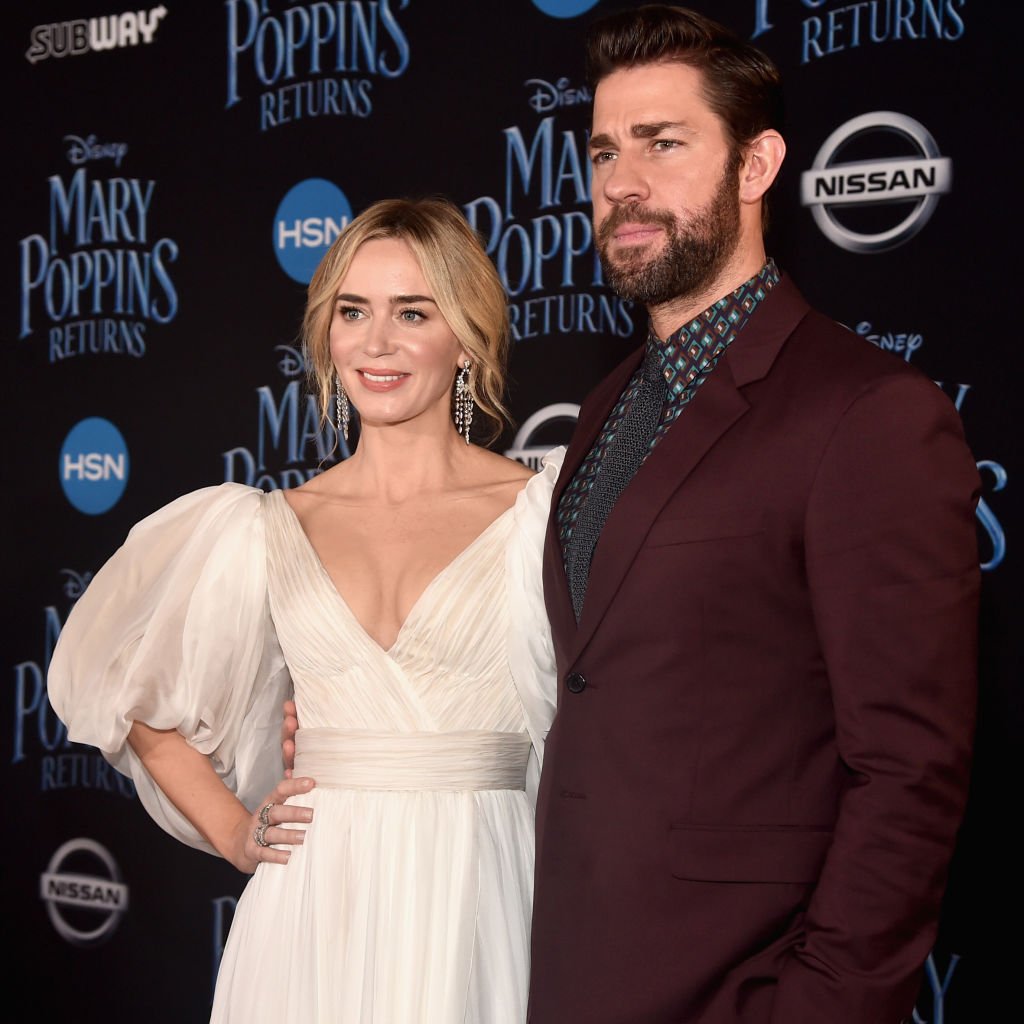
left=648, top=259, right=781, bottom=398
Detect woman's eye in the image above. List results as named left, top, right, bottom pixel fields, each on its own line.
left=399, top=308, right=425, bottom=322
left=337, top=305, right=364, bottom=320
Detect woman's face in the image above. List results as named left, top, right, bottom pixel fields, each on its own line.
left=329, top=237, right=467, bottom=433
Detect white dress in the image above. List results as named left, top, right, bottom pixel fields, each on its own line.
left=47, top=449, right=562, bottom=1024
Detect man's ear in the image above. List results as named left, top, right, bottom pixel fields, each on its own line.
left=739, top=130, right=786, bottom=205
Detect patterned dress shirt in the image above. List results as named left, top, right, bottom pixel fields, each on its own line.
left=557, top=260, right=781, bottom=560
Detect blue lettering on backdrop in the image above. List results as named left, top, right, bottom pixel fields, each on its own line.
left=752, top=0, right=774, bottom=38
left=934, top=381, right=1007, bottom=572
left=801, top=0, right=966, bottom=63
left=749, top=0, right=966, bottom=63
left=976, top=461, right=1008, bottom=573
left=11, top=573, right=135, bottom=797
left=13, top=606, right=67, bottom=766
left=464, top=111, right=635, bottom=343
left=39, top=749, right=137, bottom=794
left=913, top=952, right=960, bottom=1024
left=855, top=321, right=923, bottom=362
left=526, top=78, right=592, bottom=115
left=225, top=0, right=412, bottom=130
left=223, top=346, right=348, bottom=489
left=64, top=134, right=129, bottom=169
left=19, top=160, right=180, bottom=362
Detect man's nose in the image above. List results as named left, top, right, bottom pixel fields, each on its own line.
left=602, top=152, right=650, bottom=204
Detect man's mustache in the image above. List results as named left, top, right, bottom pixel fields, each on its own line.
left=597, top=204, right=676, bottom=247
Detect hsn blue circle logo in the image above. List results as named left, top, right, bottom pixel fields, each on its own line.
left=532, top=0, right=599, bottom=17
left=273, top=179, right=352, bottom=284
left=59, top=417, right=129, bottom=515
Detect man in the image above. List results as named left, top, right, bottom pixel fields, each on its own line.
left=526, top=5, right=979, bottom=1023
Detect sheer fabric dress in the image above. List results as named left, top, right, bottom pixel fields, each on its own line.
left=48, top=450, right=562, bottom=1024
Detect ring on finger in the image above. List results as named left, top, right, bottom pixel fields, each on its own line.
left=258, top=802, right=275, bottom=826
left=254, top=823, right=271, bottom=848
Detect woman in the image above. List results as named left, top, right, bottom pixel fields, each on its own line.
left=48, top=198, right=563, bottom=1022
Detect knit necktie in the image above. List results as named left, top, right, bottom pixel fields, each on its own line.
left=565, top=344, right=667, bottom=621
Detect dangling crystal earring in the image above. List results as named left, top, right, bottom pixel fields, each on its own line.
left=454, top=361, right=474, bottom=445
left=335, top=372, right=350, bottom=443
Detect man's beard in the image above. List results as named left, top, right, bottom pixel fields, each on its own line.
left=596, top=157, right=742, bottom=308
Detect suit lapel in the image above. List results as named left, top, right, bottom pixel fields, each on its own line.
left=543, top=346, right=644, bottom=664
left=725, top=274, right=811, bottom=389
left=564, top=275, right=812, bottom=665
left=570, top=358, right=748, bottom=661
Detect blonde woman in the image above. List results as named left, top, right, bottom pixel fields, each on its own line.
left=49, top=198, right=562, bottom=1023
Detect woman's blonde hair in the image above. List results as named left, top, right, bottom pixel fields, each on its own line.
left=303, top=197, right=512, bottom=444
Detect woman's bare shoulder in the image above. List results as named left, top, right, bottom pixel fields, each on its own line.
left=472, top=446, right=535, bottom=483
left=281, top=460, right=356, bottom=508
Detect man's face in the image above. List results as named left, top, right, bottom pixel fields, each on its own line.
left=589, top=61, right=742, bottom=307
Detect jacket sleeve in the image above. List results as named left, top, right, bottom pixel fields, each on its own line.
left=771, top=375, right=980, bottom=1022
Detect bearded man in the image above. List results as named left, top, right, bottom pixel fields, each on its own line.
left=526, top=6, right=981, bottom=1023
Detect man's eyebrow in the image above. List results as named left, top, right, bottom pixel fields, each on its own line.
left=588, top=122, right=696, bottom=150
left=632, top=120, right=695, bottom=139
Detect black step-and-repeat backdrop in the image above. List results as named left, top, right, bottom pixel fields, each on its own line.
left=5, top=2, right=1017, bottom=1020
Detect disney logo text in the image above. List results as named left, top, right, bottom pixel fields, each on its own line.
left=525, top=77, right=592, bottom=114
left=64, top=135, right=129, bottom=168
left=856, top=321, right=923, bottom=362
left=275, top=345, right=306, bottom=378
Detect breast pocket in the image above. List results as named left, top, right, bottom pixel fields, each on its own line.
left=645, top=511, right=765, bottom=548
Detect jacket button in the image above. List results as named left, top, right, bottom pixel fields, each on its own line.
left=565, top=672, right=587, bottom=694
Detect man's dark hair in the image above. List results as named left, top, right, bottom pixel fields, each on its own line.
left=585, top=4, right=784, bottom=155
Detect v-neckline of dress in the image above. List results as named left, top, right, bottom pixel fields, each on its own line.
left=271, top=489, right=516, bottom=656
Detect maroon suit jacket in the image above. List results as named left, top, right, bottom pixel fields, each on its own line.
left=527, top=276, right=980, bottom=1023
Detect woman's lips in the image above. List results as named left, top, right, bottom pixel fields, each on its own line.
left=356, top=369, right=409, bottom=392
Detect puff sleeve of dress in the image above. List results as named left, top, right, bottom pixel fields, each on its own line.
left=47, top=483, right=292, bottom=856
left=506, top=447, right=564, bottom=807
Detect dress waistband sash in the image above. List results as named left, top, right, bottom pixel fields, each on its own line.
left=293, top=729, right=531, bottom=791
